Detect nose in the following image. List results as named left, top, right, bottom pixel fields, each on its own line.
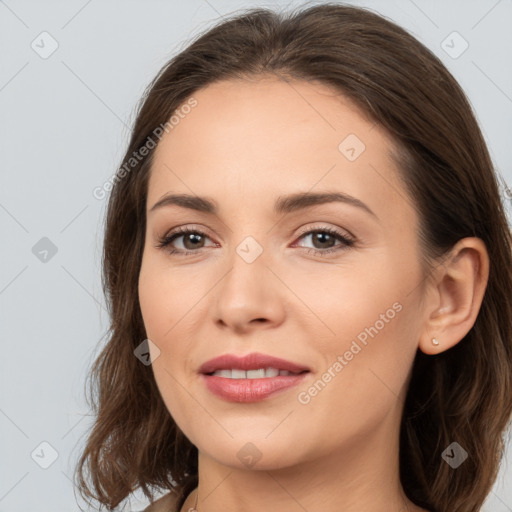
left=212, top=244, right=286, bottom=334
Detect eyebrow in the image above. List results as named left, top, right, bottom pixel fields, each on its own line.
left=149, top=191, right=377, bottom=219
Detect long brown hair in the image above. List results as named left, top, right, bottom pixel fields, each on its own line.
left=74, top=3, right=512, bottom=511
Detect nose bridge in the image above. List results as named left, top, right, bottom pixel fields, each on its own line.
left=213, top=231, right=284, bottom=329
left=224, top=233, right=269, bottom=299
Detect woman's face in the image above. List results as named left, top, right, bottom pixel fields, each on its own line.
left=138, top=77, right=428, bottom=470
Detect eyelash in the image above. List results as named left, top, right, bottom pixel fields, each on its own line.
left=155, top=225, right=355, bottom=257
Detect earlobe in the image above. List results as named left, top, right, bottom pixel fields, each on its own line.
left=418, top=237, right=489, bottom=355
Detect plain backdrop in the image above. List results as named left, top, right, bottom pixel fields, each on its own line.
left=1, top=1, right=511, bottom=511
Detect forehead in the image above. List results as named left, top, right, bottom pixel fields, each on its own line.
left=154, top=77, right=383, bottom=161
left=147, top=77, right=413, bottom=223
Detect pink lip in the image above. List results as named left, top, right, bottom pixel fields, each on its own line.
left=198, top=352, right=310, bottom=374
left=198, top=352, right=311, bottom=403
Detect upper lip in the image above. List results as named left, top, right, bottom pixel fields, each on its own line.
left=199, top=352, right=311, bottom=374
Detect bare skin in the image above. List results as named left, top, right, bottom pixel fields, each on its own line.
left=139, top=76, right=489, bottom=512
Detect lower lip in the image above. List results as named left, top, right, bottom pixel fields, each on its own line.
left=201, top=373, right=309, bottom=402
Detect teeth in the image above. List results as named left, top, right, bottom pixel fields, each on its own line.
left=265, top=367, right=280, bottom=378
left=247, top=369, right=266, bottom=379
left=210, top=367, right=299, bottom=379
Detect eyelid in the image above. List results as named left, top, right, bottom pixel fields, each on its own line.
left=158, top=223, right=217, bottom=242
left=294, top=222, right=355, bottom=241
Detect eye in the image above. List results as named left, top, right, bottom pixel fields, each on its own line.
left=155, top=226, right=216, bottom=256
left=155, top=225, right=355, bottom=257
left=292, top=226, right=355, bottom=256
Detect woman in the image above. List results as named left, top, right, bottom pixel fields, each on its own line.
left=74, top=3, right=512, bottom=512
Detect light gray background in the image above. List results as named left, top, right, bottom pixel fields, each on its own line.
left=1, top=1, right=511, bottom=511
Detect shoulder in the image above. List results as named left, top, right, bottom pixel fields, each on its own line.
left=143, top=491, right=179, bottom=512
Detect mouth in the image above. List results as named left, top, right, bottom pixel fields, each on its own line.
left=199, top=352, right=311, bottom=402
left=199, top=351, right=311, bottom=375
left=205, top=368, right=308, bottom=378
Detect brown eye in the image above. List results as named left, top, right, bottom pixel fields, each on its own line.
left=156, top=228, right=215, bottom=255
left=294, top=227, right=355, bottom=256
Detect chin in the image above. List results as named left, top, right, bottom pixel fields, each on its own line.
left=192, top=428, right=312, bottom=471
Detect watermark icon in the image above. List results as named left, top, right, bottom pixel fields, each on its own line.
left=297, top=301, right=403, bottom=405
left=134, top=338, right=161, bottom=365
left=93, top=97, right=198, bottom=200
left=31, top=31, right=59, bottom=59
left=338, top=133, right=366, bottom=161
left=237, top=442, right=262, bottom=468
left=32, top=237, right=58, bottom=263
left=499, top=177, right=512, bottom=205
left=236, top=236, right=264, bottom=263
left=497, top=174, right=512, bottom=225
left=31, top=441, right=59, bottom=469
left=441, top=441, right=468, bottom=469
left=441, top=31, right=469, bottom=59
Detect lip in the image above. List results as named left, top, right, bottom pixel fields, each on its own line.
left=198, top=352, right=311, bottom=374
left=199, top=352, right=310, bottom=403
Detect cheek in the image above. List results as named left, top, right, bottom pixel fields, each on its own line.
left=283, top=250, right=411, bottom=349
left=294, top=311, right=418, bottom=455
left=138, top=254, right=200, bottom=341
left=138, top=263, right=193, bottom=433
left=138, top=255, right=204, bottom=411
left=290, top=251, right=421, bottom=430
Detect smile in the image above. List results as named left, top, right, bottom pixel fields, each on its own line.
left=209, top=368, right=304, bottom=378
left=198, top=352, right=311, bottom=402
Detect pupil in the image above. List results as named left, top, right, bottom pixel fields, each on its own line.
left=314, top=232, right=334, bottom=249
left=184, top=233, right=203, bottom=250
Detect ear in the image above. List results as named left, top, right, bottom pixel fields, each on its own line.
left=418, top=237, right=489, bottom=355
